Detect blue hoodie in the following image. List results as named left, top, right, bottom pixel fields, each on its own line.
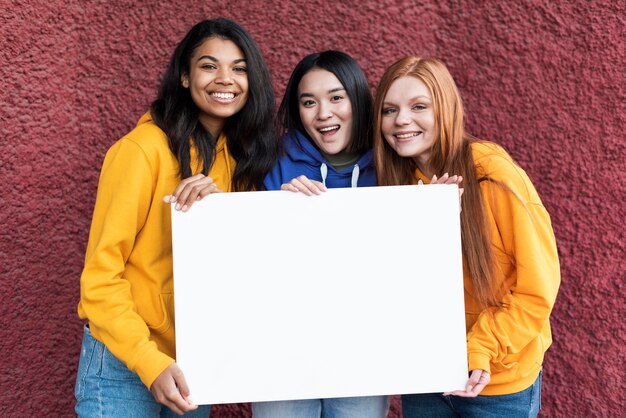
left=264, top=129, right=376, bottom=191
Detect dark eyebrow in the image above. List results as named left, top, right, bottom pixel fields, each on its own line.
left=197, top=55, right=247, bottom=64
left=299, top=86, right=346, bottom=99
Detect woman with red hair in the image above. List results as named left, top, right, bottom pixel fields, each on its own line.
left=373, top=56, right=560, bottom=417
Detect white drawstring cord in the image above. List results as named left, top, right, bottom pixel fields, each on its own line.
left=320, top=163, right=328, bottom=188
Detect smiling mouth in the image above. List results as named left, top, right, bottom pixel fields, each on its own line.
left=210, top=92, right=237, bottom=100
left=395, top=131, right=422, bottom=140
left=318, top=125, right=339, bottom=134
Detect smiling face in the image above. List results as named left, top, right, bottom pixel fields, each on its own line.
left=297, top=68, right=353, bottom=155
left=381, top=76, right=436, bottom=170
left=182, top=37, right=249, bottom=136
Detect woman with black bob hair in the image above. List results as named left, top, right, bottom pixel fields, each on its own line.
left=279, top=50, right=372, bottom=154
left=75, top=18, right=278, bottom=417
left=259, top=50, right=376, bottom=198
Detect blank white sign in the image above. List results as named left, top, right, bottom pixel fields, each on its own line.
left=171, top=185, right=468, bottom=405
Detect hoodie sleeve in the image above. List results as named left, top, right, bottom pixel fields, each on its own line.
left=466, top=149, right=560, bottom=374
left=79, top=136, right=174, bottom=388
left=264, top=159, right=285, bottom=191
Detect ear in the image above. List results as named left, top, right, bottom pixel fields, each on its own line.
left=181, top=74, right=189, bottom=88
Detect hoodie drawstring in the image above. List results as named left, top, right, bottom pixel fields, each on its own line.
left=320, top=163, right=328, bottom=188
left=319, top=163, right=360, bottom=188
left=351, top=165, right=360, bottom=188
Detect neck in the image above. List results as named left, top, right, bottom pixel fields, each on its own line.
left=414, top=156, right=432, bottom=178
left=199, top=115, right=225, bottom=139
left=321, top=149, right=360, bottom=171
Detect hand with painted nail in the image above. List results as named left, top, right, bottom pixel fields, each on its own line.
left=280, top=175, right=327, bottom=196
left=430, top=172, right=463, bottom=186
left=163, top=174, right=222, bottom=212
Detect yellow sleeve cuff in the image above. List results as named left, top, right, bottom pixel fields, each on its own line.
left=468, top=351, right=492, bottom=374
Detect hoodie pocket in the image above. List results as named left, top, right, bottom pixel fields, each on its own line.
left=148, top=293, right=173, bottom=335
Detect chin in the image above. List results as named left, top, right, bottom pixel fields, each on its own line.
left=393, top=148, right=415, bottom=158
left=394, top=145, right=426, bottom=159
left=214, top=107, right=243, bottom=118
left=321, top=146, right=340, bottom=155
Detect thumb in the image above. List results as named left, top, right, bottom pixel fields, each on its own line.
left=465, top=369, right=482, bottom=392
left=171, top=364, right=192, bottom=402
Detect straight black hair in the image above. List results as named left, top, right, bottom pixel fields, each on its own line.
left=278, top=50, right=373, bottom=154
left=151, top=18, right=279, bottom=191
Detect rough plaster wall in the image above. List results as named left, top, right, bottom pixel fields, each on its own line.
left=1, top=0, right=623, bottom=416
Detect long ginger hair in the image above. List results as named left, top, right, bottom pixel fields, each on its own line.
left=373, top=56, right=500, bottom=308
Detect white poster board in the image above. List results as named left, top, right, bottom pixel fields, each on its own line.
left=171, top=185, right=468, bottom=405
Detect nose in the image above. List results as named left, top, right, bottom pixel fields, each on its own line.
left=317, top=100, right=333, bottom=120
left=215, top=67, right=233, bottom=85
left=395, top=107, right=411, bottom=125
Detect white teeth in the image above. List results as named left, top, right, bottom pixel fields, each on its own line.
left=319, top=125, right=339, bottom=133
left=396, top=132, right=421, bottom=139
left=212, top=92, right=235, bottom=99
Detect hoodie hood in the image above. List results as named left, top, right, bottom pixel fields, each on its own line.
left=264, top=129, right=376, bottom=190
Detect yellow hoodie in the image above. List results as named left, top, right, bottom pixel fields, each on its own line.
left=415, top=142, right=560, bottom=395
left=78, top=112, right=236, bottom=389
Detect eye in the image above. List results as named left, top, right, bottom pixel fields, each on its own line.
left=330, top=95, right=344, bottom=102
left=201, top=63, right=217, bottom=70
left=382, top=107, right=397, bottom=115
left=233, top=66, right=248, bottom=73
left=301, top=100, right=316, bottom=108
left=412, top=104, right=427, bottom=111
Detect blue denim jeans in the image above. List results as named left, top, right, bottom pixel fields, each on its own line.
left=75, top=325, right=211, bottom=417
left=252, top=396, right=390, bottom=418
left=402, top=371, right=542, bottom=418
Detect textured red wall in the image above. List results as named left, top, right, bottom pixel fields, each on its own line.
left=1, top=0, right=623, bottom=416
